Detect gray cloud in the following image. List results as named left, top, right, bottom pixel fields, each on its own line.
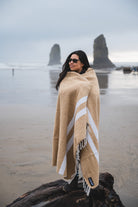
left=0, top=0, right=138, bottom=63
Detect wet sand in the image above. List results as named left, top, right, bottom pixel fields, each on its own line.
left=0, top=94, right=138, bottom=207
left=0, top=69, right=138, bottom=206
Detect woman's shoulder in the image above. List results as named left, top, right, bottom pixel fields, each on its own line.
left=84, top=67, right=96, bottom=76
left=87, top=67, right=94, bottom=72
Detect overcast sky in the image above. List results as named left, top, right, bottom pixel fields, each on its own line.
left=0, top=0, right=138, bottom=64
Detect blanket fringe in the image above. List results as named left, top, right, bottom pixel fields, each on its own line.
left=83, top=177, right=91, bottom=196
left=76, top=137, right=90, bottom=196
left=76, top=138, right=87, bottom=170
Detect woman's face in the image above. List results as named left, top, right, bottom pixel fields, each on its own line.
left=69, top=54, right=84, bottom=73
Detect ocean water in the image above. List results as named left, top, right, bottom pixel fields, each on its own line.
left=0, top=62, right=138, bottom=206
left=0, top=62, right=138, bottom=106
left=0, top=63, right=58, bottom=105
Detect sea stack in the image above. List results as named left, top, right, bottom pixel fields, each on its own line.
left=93, top=34, right=115, bottom=68
left=48, top=44, right=61, bottom=65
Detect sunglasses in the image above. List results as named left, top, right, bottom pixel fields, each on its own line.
left=69, top=58, right=79, bottom=63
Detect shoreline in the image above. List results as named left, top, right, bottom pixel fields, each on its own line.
left=0, top=92, right=138, bottom=207
left=0, top=68, right=138, bottom=207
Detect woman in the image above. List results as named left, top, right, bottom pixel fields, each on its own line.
left=52, top=50, right=100, bottom=196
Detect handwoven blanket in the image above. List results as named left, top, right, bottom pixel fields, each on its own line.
left=52, top=68, right=100, bottom=195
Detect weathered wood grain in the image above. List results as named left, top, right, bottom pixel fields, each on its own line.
left=6, top=172, right=125, bottom=207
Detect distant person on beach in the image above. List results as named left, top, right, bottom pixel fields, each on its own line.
left=52, top=50, right=100, bottom=202
left=12, top=68, right=14, bottom=76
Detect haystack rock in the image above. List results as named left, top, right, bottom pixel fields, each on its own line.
left=93, top=34, right=115, bottom=69
left=48, top=44, right=61, bottom=65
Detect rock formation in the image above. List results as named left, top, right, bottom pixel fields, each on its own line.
left=93, top=34, right=115, bottom=69
left=48, top=44, right=61, bottom=65
left=6, top=172, right=125, bottom=207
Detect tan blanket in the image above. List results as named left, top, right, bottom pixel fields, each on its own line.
left=52, top=68, right=100, bottom=195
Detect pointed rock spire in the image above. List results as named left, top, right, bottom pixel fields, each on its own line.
left=48, top=44, right=61, bottom=65
left=93, top=34, right=115, bottom=68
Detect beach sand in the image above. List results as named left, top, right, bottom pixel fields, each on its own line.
left=0, top=94, right=138, bottom=207
left=0, top=69, right=138, bottom=207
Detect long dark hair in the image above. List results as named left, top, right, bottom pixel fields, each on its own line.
left=56, top=50, right=90, bottom=90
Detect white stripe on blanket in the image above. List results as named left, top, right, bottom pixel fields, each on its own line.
left=59, top=107, right=86, bottom=174
left=67, top=96, right=88, bottom=135
left=59, top=134, right=74, bottom=174
left=75, top=107, right=87, bottom=122
left=58, top=98, right=99, bottom=175
left=87, top=108, right=99, bottom=142
left=87, top=130, right=99, bottom=163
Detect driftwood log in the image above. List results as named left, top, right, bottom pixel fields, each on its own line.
left=6, top=172, right=125, bottom=207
